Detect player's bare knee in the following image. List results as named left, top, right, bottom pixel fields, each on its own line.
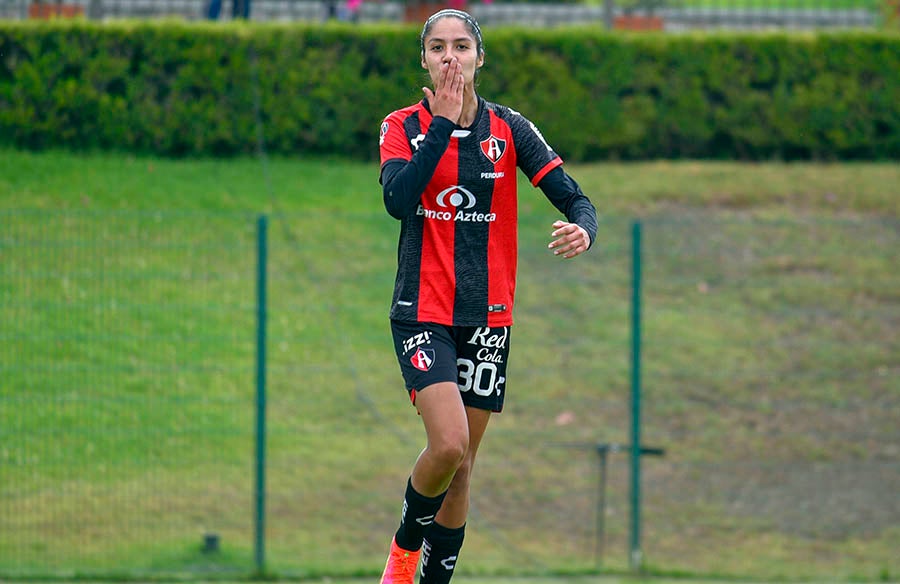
left=433, top=433, right=469, bottom=470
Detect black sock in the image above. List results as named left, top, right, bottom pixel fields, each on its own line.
left=394, top=477, right=447, bottom=552
left=419, top=521, right=465, bottom=584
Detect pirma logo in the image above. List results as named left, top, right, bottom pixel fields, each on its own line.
left=480, top=135, right=507, bottom=164
left=410, top=133, right=426, bottom=151
left=411, top=348, right=435, bottom=372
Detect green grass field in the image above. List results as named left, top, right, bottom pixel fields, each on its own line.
left=2, top=149, right=897, bottom=216
left=1, top=149, right=898, bottom=582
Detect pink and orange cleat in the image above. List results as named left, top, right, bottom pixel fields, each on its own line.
left=380, top=537, right=421, bottom=584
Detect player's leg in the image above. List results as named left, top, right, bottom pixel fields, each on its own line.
left=420, top=405, right=491, bottom=584
left=434, top=405, right=490, bottom=527
left=399, top=381, right=468, bottom=551
left=410, top=382, right=470, bottom=497
left=383, top=382, right=469, bottom=584
left=420, top=324, right=509, bottom=584
left=382, top=322, right=467, bottom=584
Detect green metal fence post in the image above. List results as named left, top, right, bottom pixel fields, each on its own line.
left=629, top=220, right=643, bottom=572
left=255, top=214, right=268, bottom=574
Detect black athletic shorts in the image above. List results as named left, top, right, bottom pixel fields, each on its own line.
left=390, top=319, right=511, bottom=413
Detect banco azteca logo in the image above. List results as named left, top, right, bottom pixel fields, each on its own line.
left=419, top=185, right=496, bottom=223
left=435, top=185, right=477, bottom=209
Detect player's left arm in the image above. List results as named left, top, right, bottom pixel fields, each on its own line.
left=502, top=106, right=597, bottom=260
left=537, top=166, right=598, bottom=259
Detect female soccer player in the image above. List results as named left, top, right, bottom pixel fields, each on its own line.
left=378, top=9, right=598, bottom=583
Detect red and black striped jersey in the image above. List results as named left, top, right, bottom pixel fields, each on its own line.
left=379, top=97, right=566, bottom=327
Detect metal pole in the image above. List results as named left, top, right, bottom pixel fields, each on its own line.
left=596, top=445, right=610, bottom=569
left=629, top=220, right=643, bottom=571
left=254, top=214, right=268, bottom=574
left=603, top=0, right=615, bottom=29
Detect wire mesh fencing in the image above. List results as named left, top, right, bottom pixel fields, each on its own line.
left=635, top=215, right=900, bottom=577
left=1, top=209, right=897, bottom=578
left=0, top=210, right=260, bottom=574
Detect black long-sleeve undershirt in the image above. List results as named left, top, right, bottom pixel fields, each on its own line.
left=381, top=116, right=456, bottom=219
left=537, top=165, right=598, bottom=248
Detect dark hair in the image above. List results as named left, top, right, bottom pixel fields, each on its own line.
left=419, top=9, right=484, bottom=59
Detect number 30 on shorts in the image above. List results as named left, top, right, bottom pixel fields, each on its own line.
left=457, top=358, right=505, bottom=396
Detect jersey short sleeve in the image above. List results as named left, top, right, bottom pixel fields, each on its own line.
left=494, top=105, right=564, bottom=186
left=380, top=107, right=417, bottom=165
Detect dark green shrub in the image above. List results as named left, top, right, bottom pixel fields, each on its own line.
left=0, top=21, right=897, bottom=160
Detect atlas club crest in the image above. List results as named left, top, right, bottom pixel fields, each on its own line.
left=410, top=347, right=435, bottom=372
left=480, top=135, right=507, bottom=164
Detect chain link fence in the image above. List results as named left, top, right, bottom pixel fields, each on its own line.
left=1, top=209, right=897, bottom=579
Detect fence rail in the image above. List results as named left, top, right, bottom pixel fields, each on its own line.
left=1, top=209, right=898, bottom=578
left=0, top=0, right=887, bottom=29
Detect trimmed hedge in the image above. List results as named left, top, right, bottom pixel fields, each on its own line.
left=1, top=20, right=898, bottom=160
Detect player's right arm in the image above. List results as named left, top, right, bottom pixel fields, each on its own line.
left=380, top=114, right=455, bottom=220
